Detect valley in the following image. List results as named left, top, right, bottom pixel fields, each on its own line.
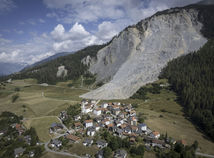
left=0, top=79, right=213, bottom=157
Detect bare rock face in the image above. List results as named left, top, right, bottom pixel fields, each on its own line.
left=56, top=65, right=68, bottom=78
left=81, top=8, right=207, bottom=100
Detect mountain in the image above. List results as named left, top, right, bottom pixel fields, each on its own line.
left=23, top=52, right=73, bottom=70
left=4, top=2, right=214, bottom=100
left=81, top=3, right=214, bottom=100
left=0, top=63, right=26, bottom=76
left=197, top=0, right=214, bottom=5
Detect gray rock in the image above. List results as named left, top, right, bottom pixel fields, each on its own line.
left=81, top=8, right=207, bottom=100
left=56, top=65, right=68, bottom=78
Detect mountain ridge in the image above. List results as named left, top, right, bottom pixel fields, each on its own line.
left=1, top=3, right=214, bottom=100
left=81, top=4, right=214, bottom=100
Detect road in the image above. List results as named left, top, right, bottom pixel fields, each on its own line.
left=196, top=152, right=214, bottom=158
left=44, top=141, right=87, bottom=158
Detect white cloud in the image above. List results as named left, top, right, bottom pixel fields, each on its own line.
left=51, top=23, right=100, bottom=52
left=0, top=0, right=16, bottom=13
left=51, top=24, right=65, bottom=40
left=96, top=21, right=120, bottom=41
left=0, top=22, right=101, bottom=65
left=39, top=18, right=45, bottom=23
left=0, top=0, right=202, bottom=66
left=14, top=29, right=23, bottom=35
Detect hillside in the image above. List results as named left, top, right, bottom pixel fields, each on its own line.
left=1, top=2, right=214, bottom=100
left=0, top=62, right=26, bottom=76
left=4, top=44, right=106, bottom=84
left=160, top=39, right=214, bottom=140
left=81, top=3, right=214, bottom=100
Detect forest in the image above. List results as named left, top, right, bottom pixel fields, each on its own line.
left=1, top=44, right=106, bottom=84
left=160, top=40, right=214, bottom=140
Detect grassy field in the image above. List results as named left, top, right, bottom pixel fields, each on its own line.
left=23, top=116, right=61, bottom=142
left=41, top=152, right=76, bottom=158
left=68, top=143, right=98, bottom=156
left=1, top=78, right=214, bottom=156
left=0, top=79, right=87, bottom=142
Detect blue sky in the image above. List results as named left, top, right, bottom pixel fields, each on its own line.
left=0, top=0, right=201, bottom=65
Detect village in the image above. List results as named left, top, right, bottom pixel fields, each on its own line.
left=47, top=100, right=183, bottom=158
left=0, top=99, right=188, bottom=158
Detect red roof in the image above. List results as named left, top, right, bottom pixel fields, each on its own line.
left=66, top=134, right=80, bottom=141
left=85, top=120, right=93, bottom=123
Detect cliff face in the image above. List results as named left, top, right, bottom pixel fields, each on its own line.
left=81, top=8, right=207, bottom=100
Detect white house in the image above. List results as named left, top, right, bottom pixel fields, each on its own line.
left=151, top=131, right=160, bottom=139
left=138, top=123, right=147, bottom=131
left=96, top=140, right=108, bottom=149
left=93, top=108, right=102, bottom=116
left=101, top=103, right=108, bottom=108
left=50, top=139, right=62, bottom=148
left=85, top=120, right=93, bottom=128
left=81, top=104, right=93, bottom=114
left=91, top=100, right=97, bottom=104
left=87, top=127, right=96, bottom=136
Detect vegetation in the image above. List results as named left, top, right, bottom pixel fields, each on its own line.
left=130, top=145, right=145, bottom=158
left=131, top=83, right=162, bottom=100
left=63, top=104, right=81, bottom=127
left=2, top=44, right=106, bottom=84
left=11, top=94, right=19, bottom=103
left=0, top=112, right=44, bottom=158
left=101, top=130, right=144, bottom=157
left=160, top=40, right=214, bottom=140
left=157, top=141, right=198, bottom=158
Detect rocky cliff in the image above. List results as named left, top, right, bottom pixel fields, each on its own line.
left=80, top=7, right=209, bottom=100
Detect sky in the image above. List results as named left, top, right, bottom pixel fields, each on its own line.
left=0, top=0, right=201, bottom=65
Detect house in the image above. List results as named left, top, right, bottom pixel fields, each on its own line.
left=82, top=105, right=93, bottom=114
left=74, top=122, right=82, bottom=130
left=128, top=117, right=137, bottom=126
left=91, top=100, right=97, bottom=104
left=49, top=123, right=63, bottom=133
left=50, top=139, right=62, bottom=148
left=112, top=108, right=120, bottom=115
left=95, top=124, right=101, bottom=131
left=116, top=128, right=124, bottom=137
left=151, top=139, right=165, bottom=148
left=94, top=108, right=102, bottom=116
left=130, top=125, right=138, bottom=133
left=74, top=115, right=81, bottom=121
left=150, top=131, right=160, bottom=139
left=129, top=110, right=136, bottom=117
left=107, top=123, right=114, bottom=129
left=15, top=124, right=25, bottom=135
left=87, top=126, right=96, bottom=136
left=119, top=124, right=127, bottom=129
left=178, top=139, right=187, bottom=146
left=66, top=134, right=80, bottom=143
left=29, top=151, right=35, bottom=157
left=59, top=111, right=67, bottom=120
left=138, top=123, right=147, bottom=132
left=83, top=138, right=93, bottom=146
left=96, top=149, right=104, bottom=158
left=124, top=126, right=132, bottom=134
left=85, top=120, right=93, bottom=128
left=114, top=149, right=127, bottom=158
left=101, top=103, right=108, bottom=108
left=115, top=120, right=122, bottom=127
left=14, top=147, right=25, bottom=158
left=24, top=135, right=32, bottom=145
left=96, top=140, right=108, bottom=148
left=0, top=129, right=6, bottom=136
left=102, top=119, right=110, bottom=125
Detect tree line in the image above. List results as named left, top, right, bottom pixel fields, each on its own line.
left=160, top=39, right=214, bottom=140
